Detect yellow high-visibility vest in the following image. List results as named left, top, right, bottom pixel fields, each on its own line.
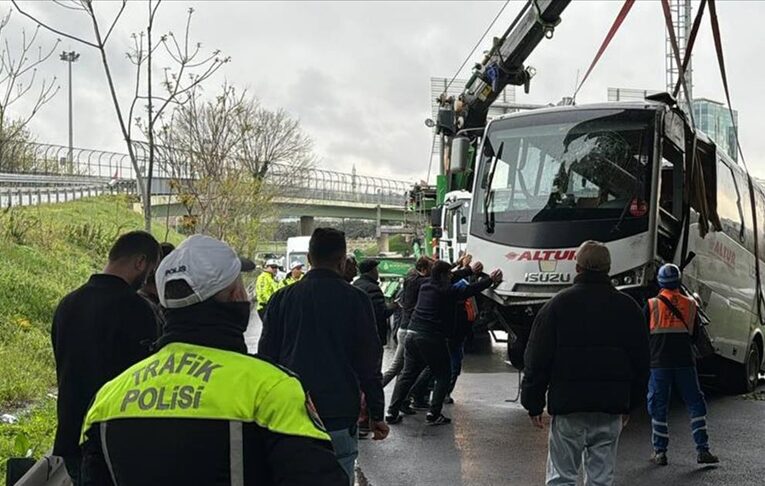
left=81, top=342, right=329, bottom=444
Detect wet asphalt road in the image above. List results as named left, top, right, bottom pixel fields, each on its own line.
left=245, top=313, right=765, bottom=486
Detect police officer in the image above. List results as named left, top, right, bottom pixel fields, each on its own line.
left=282, top=261, right=305, bottom=287
left=256, top=259, right=281, bottom=321
left=646, top=263, right=719, bottom=466
left=79, top=235, right=347, bottom=485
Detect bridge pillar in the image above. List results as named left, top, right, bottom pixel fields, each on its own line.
left=299, top=216, right=315, bottom=236
left=377, top=233, right=390, bottom=253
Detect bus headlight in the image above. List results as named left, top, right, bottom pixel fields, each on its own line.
left=610, top=268, right=645, bottom=287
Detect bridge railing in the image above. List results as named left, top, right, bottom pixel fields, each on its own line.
left=0, top=141, right=411, bottom=207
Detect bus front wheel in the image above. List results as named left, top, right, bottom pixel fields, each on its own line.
left=722, top=344, right=761, bottom=394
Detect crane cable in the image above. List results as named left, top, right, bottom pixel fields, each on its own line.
left=572, top=0, right=636, bottom=100
left=706, top=0, right=765, bottom=324
left=441, top=0, right=513, bottom=97
left=662, top=0, right=703, bottom=298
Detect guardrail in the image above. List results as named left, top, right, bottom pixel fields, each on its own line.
left=0, top=172, right=133, bottom=208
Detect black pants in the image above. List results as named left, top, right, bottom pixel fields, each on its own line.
left=410, top=337, right=466, bottom=400
left=389, top=333, right=451, bottom=417
left=62, top=453, right=81, bottom=486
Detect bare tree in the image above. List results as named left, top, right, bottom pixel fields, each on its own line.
left=11, top=0, right=228, bottom=231
left=155, top=84, right=312, bottom=254
left=239, top=107, right=314, bottom=179
left=129, top=3, right=229, bottom=229
left=0, top=9, right=60, bottom=171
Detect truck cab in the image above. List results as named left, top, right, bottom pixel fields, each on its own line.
left=437, top=190, right=471, bottom=264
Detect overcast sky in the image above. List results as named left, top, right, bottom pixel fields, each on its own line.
left=5, top=0, right=765, bottom=182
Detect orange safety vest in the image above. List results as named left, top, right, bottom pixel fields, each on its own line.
left=648, top=289, right=697, bottom=335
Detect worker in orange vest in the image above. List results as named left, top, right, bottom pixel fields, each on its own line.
left=645, top=264, right=719, bottom=466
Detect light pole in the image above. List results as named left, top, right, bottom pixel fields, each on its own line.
left=59, top=50, right=80, bottom=165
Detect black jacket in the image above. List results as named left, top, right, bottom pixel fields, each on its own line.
left=521, top=272, right=650, bottom=417
left=51, top=274, right=157, bottom=456
left=259, top=269, right=385, bottom=430
left=400, top=272, right=427, bottom=331
left=353, top=274, right=395, bottom=329
left=80, top=301, right=347, bottom=486
left=409, top=268, right=493, bottom=337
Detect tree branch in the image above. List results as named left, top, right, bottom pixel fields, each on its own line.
left=10, top=0, right=99, bottom=48
left=102, top=0, right=127, bottom=45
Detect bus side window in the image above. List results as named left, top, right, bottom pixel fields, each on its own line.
left=733, top=169, right=755, bottom=253
left=757, top=190, right=765, bottom=259
left=716, top=158, right=745, bottom=245
left=661, top=140, right=684, bottom=219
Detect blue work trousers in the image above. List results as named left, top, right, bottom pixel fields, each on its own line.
left=647, top=367, right=709, bottom=453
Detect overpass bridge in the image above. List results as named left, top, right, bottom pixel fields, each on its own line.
left=1, top=142, right=419, bottom=237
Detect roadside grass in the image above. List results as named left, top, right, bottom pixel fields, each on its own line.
left=0, top=195, right=183, bottom=471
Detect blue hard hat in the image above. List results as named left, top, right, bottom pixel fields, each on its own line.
left=657, top=263, right=681, bottom=289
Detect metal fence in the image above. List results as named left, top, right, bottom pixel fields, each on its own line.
left=0, top=141, right=412, bottom=207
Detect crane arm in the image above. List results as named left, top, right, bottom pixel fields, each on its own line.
left=453, top=0, right=571, bottom=132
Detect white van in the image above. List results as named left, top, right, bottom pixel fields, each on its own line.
left=286, top=236, right=311, bottom=270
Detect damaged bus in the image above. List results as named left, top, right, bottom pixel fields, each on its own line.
left=465, top=95, right=765, bottom=393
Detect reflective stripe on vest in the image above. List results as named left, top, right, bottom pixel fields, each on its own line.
left=648, top=290, right=697, bottom=335
left=80, top=342, right=330, bottom=444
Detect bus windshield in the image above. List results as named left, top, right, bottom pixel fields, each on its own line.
left=474, top=109, right=654, bottom=224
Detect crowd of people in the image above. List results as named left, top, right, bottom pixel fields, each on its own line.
left=48, top=228, right=719, bottom=486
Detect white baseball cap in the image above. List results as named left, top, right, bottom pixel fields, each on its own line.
left=290, top=261, right=304, bottom=270
left=156, top=235, right=255, bottom=309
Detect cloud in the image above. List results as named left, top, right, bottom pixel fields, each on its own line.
left=6, top=0, right=765, bottom=182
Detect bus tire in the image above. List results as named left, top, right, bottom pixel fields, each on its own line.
left=724, top=344, right=760, bottom=394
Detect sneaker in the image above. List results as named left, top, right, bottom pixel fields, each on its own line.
left=385, top=412, right=402, bottom=424
left=651, top=451, right=668, bottom=466
left=358, top=430, right=370, bottom=440
left=697, top=449, right=719, bottom=464
left=425, top=413, right=451, bottom=426
left=411, top=400, right=430, bottom=411
left=399, top=403, right=417, bottom=415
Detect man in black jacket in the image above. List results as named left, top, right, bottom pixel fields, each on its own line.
left=52, top=231, right=160, bottom=485
left=521, top=241, right=649, bottom=486
left=80, top=235, right=346, bottom=486
left=259, top=228, right=389, bottom=484
left=382, top=257, right=432, bottom=388
left=387, top=260, right=502, bottom=425
left=354, top=259, right=396, bottom=345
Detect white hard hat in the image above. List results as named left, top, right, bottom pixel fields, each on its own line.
left=290, top=261, right=304, bottom=270
left=156, top=235, right=255, bottom=309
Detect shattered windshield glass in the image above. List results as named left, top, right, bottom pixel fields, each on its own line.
left=474, top=109, right=654, bottom=223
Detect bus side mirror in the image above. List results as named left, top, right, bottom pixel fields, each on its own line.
left=451, top=136, right=470, bottom=173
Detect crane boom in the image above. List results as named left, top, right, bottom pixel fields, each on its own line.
left=445, top=0, right=571, bottom=133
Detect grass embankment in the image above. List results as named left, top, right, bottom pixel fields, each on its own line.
left=0, top=195, right=183, bottom=470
